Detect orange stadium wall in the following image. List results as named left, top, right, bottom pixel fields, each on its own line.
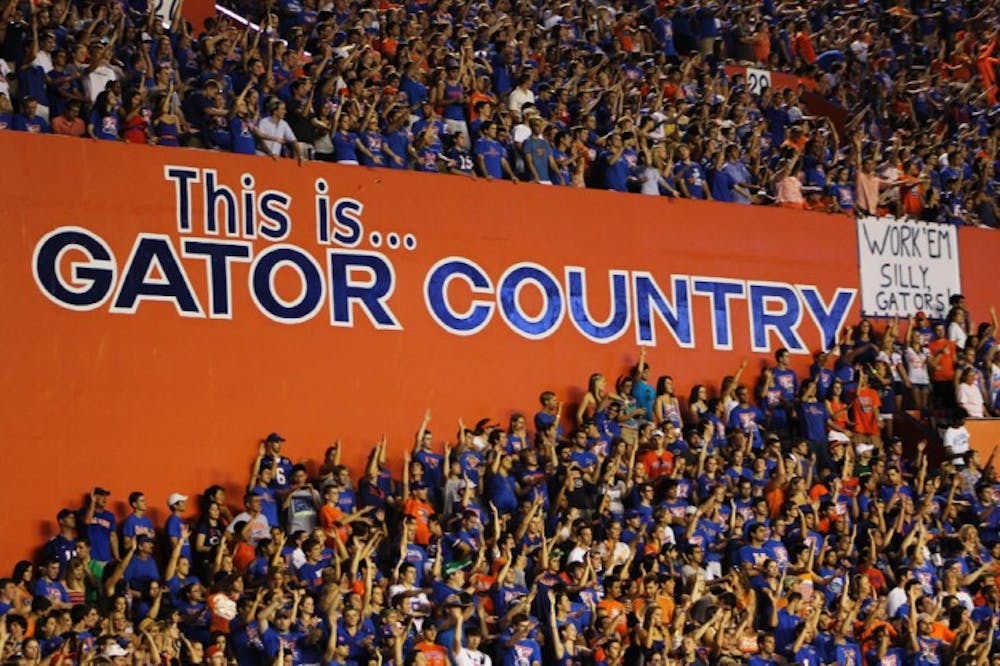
left=0, top=131, right=997, bottom=569
left=966, top=419, right=1000, bottom=462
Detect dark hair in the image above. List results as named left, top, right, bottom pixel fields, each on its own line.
left=128, top=491, right=143, bottom=506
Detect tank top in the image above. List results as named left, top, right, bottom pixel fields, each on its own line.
left=123, top=115, right=148, bottom=144
left=156, top=120, right=180, bottom=146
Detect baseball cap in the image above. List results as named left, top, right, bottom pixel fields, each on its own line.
left=57, top=508, right=74, bottom=521
left=167, top=493, right=188, bottom=507
left=915, top=311, right=928, bottom=320
left=104, top=644, right=129, bottom=657
left=855, top=443, right=875, bottom=456
left=264, top=432, right=285, bottom=443
left=94, top=487, right=111, bottom=496
left=136, top=534, right=153, bottom=545
left=651, top=429, right=665, bottom=438
left=444, top=560, right=467, bottom=576
left=410, top=482, right=427, bottom=491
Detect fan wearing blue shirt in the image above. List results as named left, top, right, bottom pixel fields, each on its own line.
left=474, top=121, right=517, bottom=180
left=122, top=492, right=155, bottom=552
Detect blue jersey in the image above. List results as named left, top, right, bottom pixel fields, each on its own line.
left=261, top=455, right=293, bottom=490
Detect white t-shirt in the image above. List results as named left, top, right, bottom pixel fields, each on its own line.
left=957, top=384, right=985, bottom=418
left=455, top=647, right=492, bottom=666
left=948, top=321, right=968, bottom=349
left=0, top=59, right=10, bottom=99
left=944, top=425, right=971, bottom=463
left=507, top=87, right=535, bottom=116
left=905, top=347, right=930, bottom=384
left=85, top=65, right=119, bottom=102
left=641, top=166, right=661, bottom=195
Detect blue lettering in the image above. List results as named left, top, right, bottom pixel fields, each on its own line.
left=249, top=245, right=325, bottom=323
left=32, top=227, right=116, bottom=310
left=163, top=166, right=199, bottom=232
left=748, top=282, right=806, bottom=353
left=182, top=239, right=252, bottom=318
left=799, top=286, right=856, bottom=350
left=692, top=278, right=746, bottom=350
left=633, top=273, right=693, bottom=347
left=259, top=191, right=291, bottom=240
left=111, top=234, right=203, bottom=316
left=332, top=198, right=363, bottom=246
left=497, top=263, right=564, bottom=340
left=203, top=169, right=238, bottom=236
left=424, top=258, right=494, bottom=335
left=328, top=250, right=400, bottom=329
left=565, top=267, right=630, bottom=343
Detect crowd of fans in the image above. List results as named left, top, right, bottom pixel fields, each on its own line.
left=2, top=0, right=1000, bottom=223
left=2, top=298, right=1000, bottom=665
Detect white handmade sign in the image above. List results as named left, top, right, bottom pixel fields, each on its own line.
left=856, top=216, right=962, bottom=318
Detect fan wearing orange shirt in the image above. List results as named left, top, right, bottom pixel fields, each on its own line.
left=319, top=486, right=374, bottom=547
left=793, top=20, right=817, bottom=65
left=640, top=429, right=674, bottom=482
left=413, top=622, right=450, bottom=666
left=852, top=372, right=883, bottom=444
left=977, top=32, right=999, bottom=106
left=402, top=480, right=435, bottom=546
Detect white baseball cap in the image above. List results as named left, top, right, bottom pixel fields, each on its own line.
left=167, top=493, right=188, bottom=507
left=104, top=644, right=129, bottom=657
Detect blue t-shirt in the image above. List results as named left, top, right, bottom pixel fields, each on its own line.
left=165, top=514, right=191, bottom=562
left=632, top=381, right=655, bottom=419
left=229, top=116, right=257, bottom=154
left=674, top=161, right=707, bottom=199
left=122, top=513, right=155, bottom=540
left=728, top=405, right=765, bottom=447
left=123, top=555, right=161, bottom=590
left=501, top=636, right=541, bottom=666
left=13, top=114, right=49, bottom=133
left=602, top=150, right=629, bottom=191
left=522, top=136, right=554, bottom=182
left=90, top=112, right=120, bottom=140
left=474, top=137, right=506, bottom=178
left=333, top=130, right=359, bottom=163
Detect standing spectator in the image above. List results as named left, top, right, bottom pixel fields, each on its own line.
left=121, top=491, right=154, bottom=552
left=522, top=117, right=560, bottom=185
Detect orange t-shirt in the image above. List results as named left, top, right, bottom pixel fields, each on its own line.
left=901, top=177, right=924, bottom=216
left=319, top=504, right=350, bottom=545
left=852, top=387, right=882, bottom=435
left=402, top=498, right=434, bottom=545
left=641, top=449, right=674, bottom=479
left=597, top=598, right=628, bottom=637
left=928, top=339, right=957, bottom=381
left=414, top=642, right=448, bottom=666
left=794, top=32, right=817, bottom=63
left=233, top=541, right=255, bottom=572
